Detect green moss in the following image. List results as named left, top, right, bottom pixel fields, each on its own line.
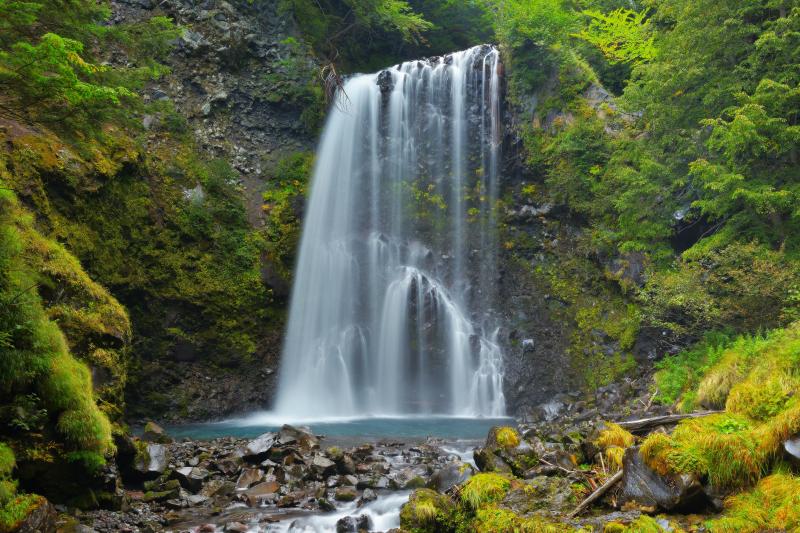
left=0, top=446, right=14, bottom=480
left=460, top=473, right=512, bottom=510
left=494, top=427, right=521, bottom=449
left=0, top=493, right=43, bottom=533
left=472, top=506, right=571, bottom=533
left=400, top=488, right=456, bottom=533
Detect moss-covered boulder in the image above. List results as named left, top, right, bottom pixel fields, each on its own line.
left=400, top=488, right=456, bottom=533
left=474, top=426, right=540, bottom=476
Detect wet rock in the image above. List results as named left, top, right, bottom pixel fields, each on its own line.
left=244, top=479, right=280, bottom=506
left=225, top=522, right=249, bottom=533
left=172, top=466, right=209, bottom=493
left=334, top=487, right=358, bottom=501
left=235, top=467, right=264, bottom=490
left=311, top=455, right=337, bottom=477
left=142, top=421, right=172, bottom=443
left=618, top=447, right=705, bottom=512
left=336, top=514, right=371, bottom=533
left=134, top=443, right=169, bottom=479
left=277, top=425, right=319, bottom=451
left=242, top=432, right=276, bottom=462
left=359, top=488, right=377, bottom=505
left=377, top=70, right=394, bottom=93
left=428, top=462, right=475, bottom=492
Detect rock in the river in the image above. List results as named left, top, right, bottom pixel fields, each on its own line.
left=243, top=479, right=280, bottom=507
left=235, top=467, right=264, bottom=490
left=142, top=421, right=172, bottom=443
left=243, top=432, right=276, bottom=462
left=277, top=424, right=319, bottom=451
left=311, top=455, right=337, bottom=477
left=334, top=487, right=358, bottom=501
left=336, top=514, right=371, bottom=533
left=428, top=462, right=475, bottom=492
left=617, top=447, right=705, bottom=512
left=173, top=466, right=209, bottom=493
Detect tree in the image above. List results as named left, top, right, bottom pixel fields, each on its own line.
left=574, top=8, right=656, bottom=65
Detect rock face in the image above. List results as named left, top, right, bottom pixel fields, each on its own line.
left=111, top=0, right=315, bottom=423
left=617, top=447, right=705, bottom=512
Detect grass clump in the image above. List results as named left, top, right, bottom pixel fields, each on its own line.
left=594, top=422, right=635, bottom=471
left=494, top=426, right=521, bottom=449
left=460, top=473, right=512, bottom=510
left=707, top=472, right=800, bottom=532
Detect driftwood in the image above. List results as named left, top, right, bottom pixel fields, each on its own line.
left=567, top=469, right=624, bottom=518
left=616, top=411, right=722, bottom=433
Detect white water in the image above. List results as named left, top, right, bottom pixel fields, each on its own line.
left=273, top=45, right=505, bottom=420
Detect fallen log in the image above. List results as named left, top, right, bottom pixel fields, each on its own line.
left=616, top=411, right=722, bottom=433
left=567, top=469, right=624, bottom=518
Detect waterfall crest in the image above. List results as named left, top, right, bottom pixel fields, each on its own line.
left=273, top=45, right=505, bottom=419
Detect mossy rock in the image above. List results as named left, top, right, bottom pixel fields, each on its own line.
left=400, top=488, right=456, bottom=533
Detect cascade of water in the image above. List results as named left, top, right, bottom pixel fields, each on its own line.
left=273, top=45, right=506, bottom=419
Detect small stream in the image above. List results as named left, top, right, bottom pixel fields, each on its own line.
left=161, top=416, right=505, bottom=533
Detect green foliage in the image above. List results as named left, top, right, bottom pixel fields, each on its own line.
left=460, top=473, right=512, bottom=510
left=399, top=488, right=456, bottom=533
left=707, top=472, right=800, bottom=533
left=574, top=8, right=655, bottom=65
left=0, top=446, right=14, bottom=481
left=0, top=185, right=114, bottom=464
left=264, top=38, right=325, bottom=132
left=262, top=152, right=313, bottom=287
left=280, top=0, right=431, bottom=66
left=642, top=322, right=800, bottom=489
left=0, top=493, right=42, bottom=533
left=494, top=427, right=521, bottom=449
left=653, top=331, right=731, bottom=409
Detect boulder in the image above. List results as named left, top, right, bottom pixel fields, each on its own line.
left=617, top=447, right=705, bottom=512
left=134, top=443, right=169, bottom=480
left=474, top=426, right=539, bottom=476
left=400, top=489, right=455, bottom=532
left=244, top=479, right=280, bottom=507
left=142, top=421, right=172, bottom=443
left=16, top=496, right=57, bottom=533
left=311, top=455, right=337, bottom=477
left=336, top=514, right=371, bottom=533
left=334, top=487, right=358, bottom=501
left=277, top=425, right=319, bottom=451
left=235, top=468, right=264, bottom=491
left=242, top=432, right=276, bottom=462
left=359, top=488, right=377, bottom=504
left=428, top=462, right=475, bottom=492
left=503, top=476, right=575, bottom=515
left=172, top=466, right=209, bottom=493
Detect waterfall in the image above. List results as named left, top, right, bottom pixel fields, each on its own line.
left=273, top=45, right=505, bottom=419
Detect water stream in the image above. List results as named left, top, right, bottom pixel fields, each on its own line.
left=272, top=45, right=506, bottom=420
